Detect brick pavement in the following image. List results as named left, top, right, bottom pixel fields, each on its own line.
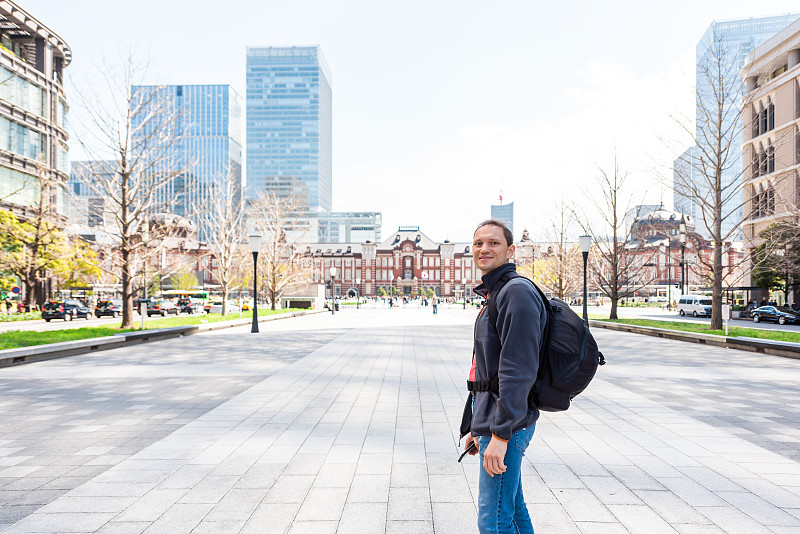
left=1, top=307, right=799, bottom=533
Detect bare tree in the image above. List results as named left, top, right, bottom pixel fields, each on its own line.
left=249, top=191, right=312, bottom=310
left=671, top=32, right=788, bottom=328
left=198, top=174, right=248, bottom=315
left=576, top=156, right=657, bottom=319
left=71, top=54, right=193, bottom=328
left=533, top=201, right=582, bottom=299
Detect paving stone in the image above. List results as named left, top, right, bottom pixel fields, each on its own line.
left=3, top=310, right=800, bottom=533
left=338, top=502, right=387, bottom=533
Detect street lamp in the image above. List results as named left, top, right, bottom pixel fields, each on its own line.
left=248, top=231, right=262, bottom=333
left=579, top=235, right=591, bottom=325
left=462, top=278, right=467, bottom=309
left=679, top=216, right=687, bottom=296
left=141, top=221, right=149, bottom=330
left=329, top=266, right=337, bottom=314
left=389, top=273, right=394, bottom=305
left=356, top=277, right=361, bottom=309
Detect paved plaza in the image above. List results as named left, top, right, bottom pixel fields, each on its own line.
left=1, top=307, right=799, bottom=533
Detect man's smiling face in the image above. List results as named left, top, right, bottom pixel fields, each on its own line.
left=473, top=224, right=514, bottom=275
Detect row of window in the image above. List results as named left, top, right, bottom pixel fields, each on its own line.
left=751, top=142, right=775, bottom=178
left=0, top=114, right=46, bottom=160
left=752, top=183, right=775, bottom=219
left=752, top=98, right=775, bottom=138
left=0, top=65, right=46, bottom=118
left=0, top=164, right=68, bottom=215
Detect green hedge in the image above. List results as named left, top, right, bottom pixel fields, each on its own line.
left=0, top=312, right=41, bottom=322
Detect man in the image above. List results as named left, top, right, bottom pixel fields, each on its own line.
left=462, top=219, right=546, bottom=534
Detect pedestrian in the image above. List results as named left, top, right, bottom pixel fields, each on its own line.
left=432, top=297, right=438, bottom=315
left=4, top=297, right=10, bottom=314
left=461, top=219, right=546, bottom=534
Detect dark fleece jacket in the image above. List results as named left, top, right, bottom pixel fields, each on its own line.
left=471, top=263, right=546, bottom=440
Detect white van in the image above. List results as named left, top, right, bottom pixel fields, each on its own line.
left=677, top=295, right=712, bottom=317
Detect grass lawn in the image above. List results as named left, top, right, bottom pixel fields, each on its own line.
left=0, top=327, right=139, bottom=350
left=593, top=317, right=800, bottom=343
left=0, top=308, right=299, bottom=350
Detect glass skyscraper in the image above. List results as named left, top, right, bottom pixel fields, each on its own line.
left=674, top=14, right=799, bottom=240
left=131, top=84, right=243, bottom=242
left=491, top=202, right=514, bottom=237
left=246, top=46, right=332, bottom=215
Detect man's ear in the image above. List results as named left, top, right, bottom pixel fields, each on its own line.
left=507, top=244, right=515, bottom=259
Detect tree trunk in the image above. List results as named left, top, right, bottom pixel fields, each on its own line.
left=710, top=169, right=724, bottom=330
left=120, top=249, right=135, bottom=329
left=221, top=287, right=228, bottom=317
left=610, top=298, right=618, bottom=320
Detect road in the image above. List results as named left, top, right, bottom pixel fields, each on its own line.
left=584, top=303, right=800, bottom=333
left=1, top=307, right=799, bottom=533
left=4, top=300, right=800, bottom=335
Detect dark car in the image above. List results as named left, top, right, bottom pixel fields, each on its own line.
left=147, top=299, right=179, bottom=317
left=176, top=298, right=195, bottom=314
left=752, top=306, right=799, bottom=325
left=95, top=299, right=123, bottom=318
left=42, top=300, right=92, bottom=322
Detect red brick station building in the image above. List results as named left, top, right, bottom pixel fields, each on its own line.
left=302, top=226, right=536, bottom=299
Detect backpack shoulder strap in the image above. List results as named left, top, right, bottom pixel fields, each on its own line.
left=487, top=272, right=551, bottom=332
left=486, top=272, right=515, bottom=330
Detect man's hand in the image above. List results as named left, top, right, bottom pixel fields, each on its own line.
left=482, top=436, right=507, bottom=477
left=464, top=433, right=479, bottom=456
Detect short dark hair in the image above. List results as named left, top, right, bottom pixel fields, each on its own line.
left=474, top=219, right=513, bottom=246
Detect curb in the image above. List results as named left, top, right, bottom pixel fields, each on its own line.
left=589, top=320, right=800, bottom=360
left=0, top=310, right=325, bottom=368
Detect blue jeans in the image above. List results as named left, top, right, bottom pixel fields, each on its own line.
left=477, top=425, right=536, bottom=534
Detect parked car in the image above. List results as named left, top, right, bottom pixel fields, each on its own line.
left=751, top=305, right=799, bottom=325
left=42, top=300, right=92, bottom=322
left=147, top=299, right=179, bottom=317
left=176, top=298, right=195, bottom=314
left=677, top=295, right=712, bottom=317
left=95, top=299, right=123, bottom=318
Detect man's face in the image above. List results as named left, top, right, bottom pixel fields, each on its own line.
left=473, top=225, right=514, bottom=275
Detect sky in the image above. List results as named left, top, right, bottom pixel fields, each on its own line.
left=27, top=0, right=800, bottom=242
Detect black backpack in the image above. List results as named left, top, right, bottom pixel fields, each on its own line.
left=483, top=272, right=605, bottom=412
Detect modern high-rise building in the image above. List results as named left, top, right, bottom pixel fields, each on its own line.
left=491, top=202, right=514, bottom=237
left=131, top=84, right=243, bottom=242
left=674, top=14, right=799, bottom=240
left=69, top=161, right=116, bottom=229
left=246, top=46, right=332, bottom=215
left=673, top=147, right=697, bottom=222
left=317, top=212, right=382, bottom=243
left=0, top=1, right=71, bottom=222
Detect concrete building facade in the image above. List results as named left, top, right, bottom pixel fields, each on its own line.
left=741, top=18, right=800, bottom=300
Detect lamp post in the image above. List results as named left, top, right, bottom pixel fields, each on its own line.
left=679, top=216, right=687, bottom=296
left=462, top=278, right=467, bottom=309
left=248, top=231, right=262, bottom=333
left=356, top=277, right=361, bottom=309
left=389, top=273, right=394, bottom=305
left=141, top=222, right=148, bottom=330
left=329, top=266, right=337, bottom=314
left=579, top=235, right=591, bottom=325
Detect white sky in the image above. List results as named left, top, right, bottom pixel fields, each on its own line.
left=27, top=0, right=800, bottom=242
